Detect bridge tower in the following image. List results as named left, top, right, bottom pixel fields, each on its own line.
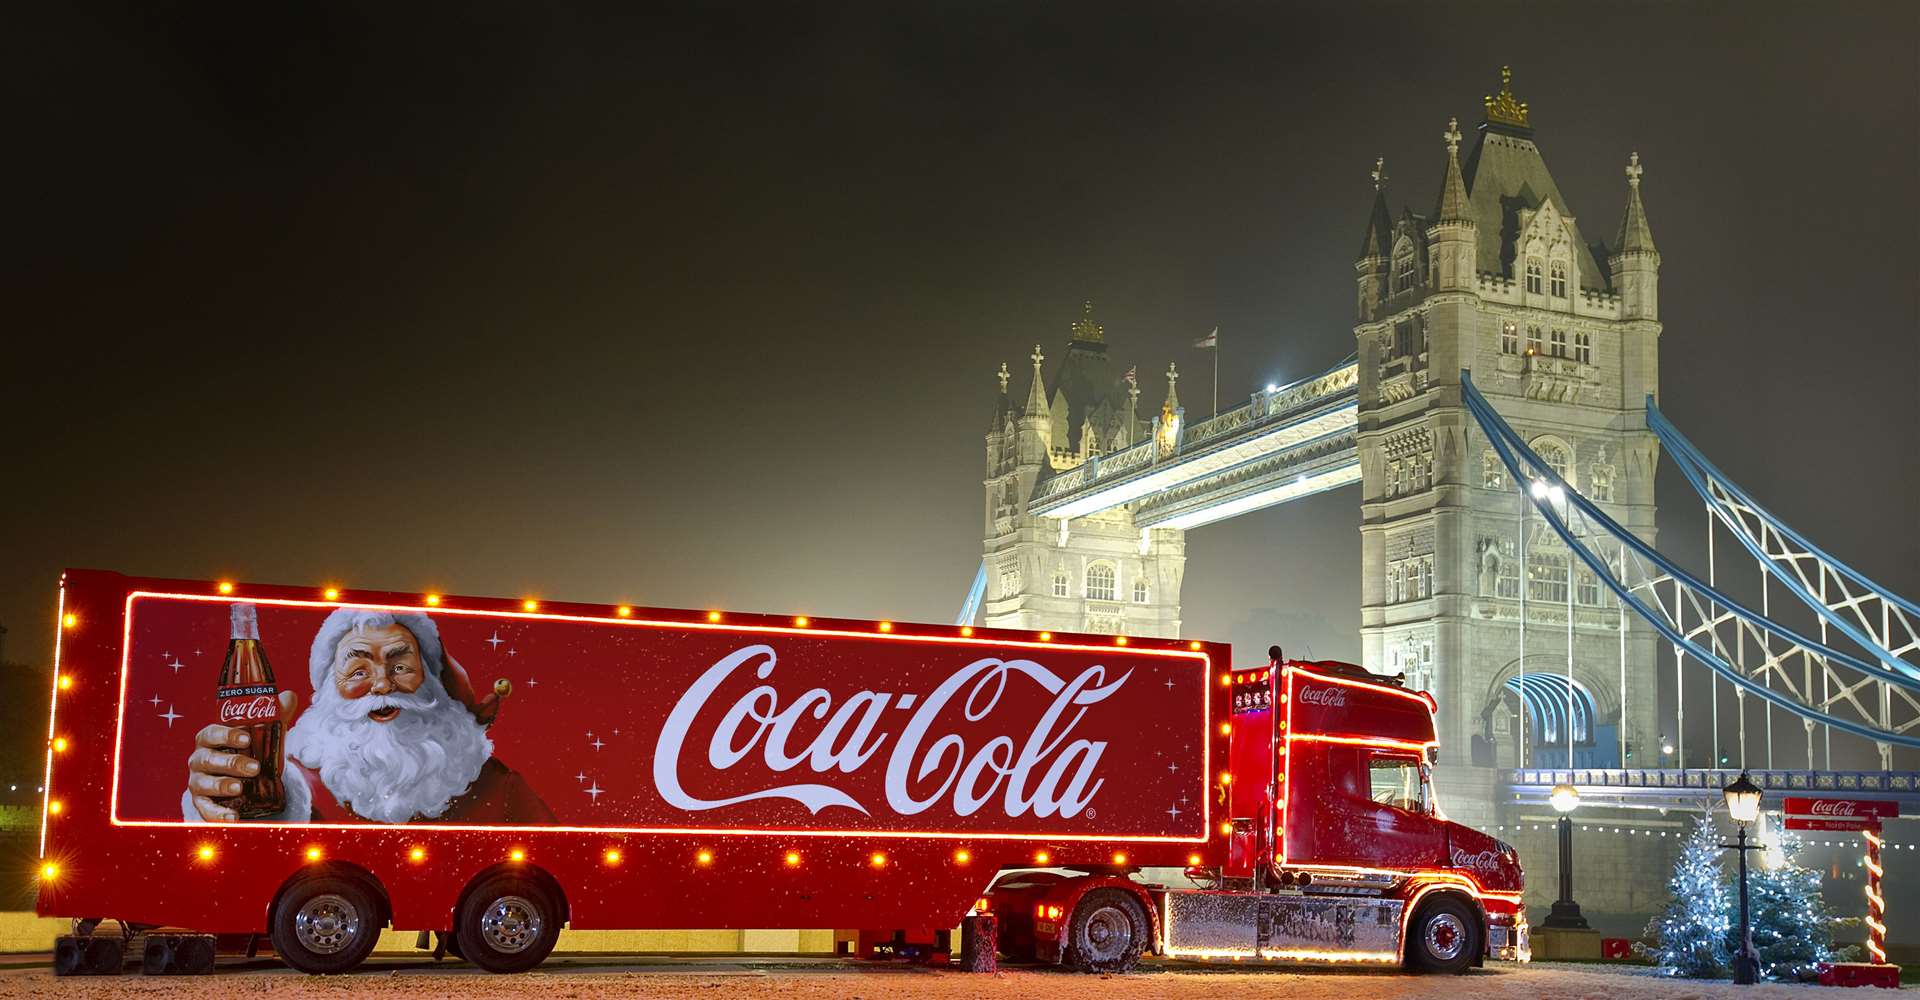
left=981, top=304, right=1187, bottom=639
left=1353, top=69, right=1663, bottom=824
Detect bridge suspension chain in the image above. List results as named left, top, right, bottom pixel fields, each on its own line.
left=1463, top=373, right=1920, bottom=761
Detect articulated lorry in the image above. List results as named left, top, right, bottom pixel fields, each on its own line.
left=37, top=569, right=1525, bottom=976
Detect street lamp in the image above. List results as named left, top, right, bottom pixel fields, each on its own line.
left=1543, top=783, right=1589, bottom=929
left=1721, top=771, right=1764, bottom=985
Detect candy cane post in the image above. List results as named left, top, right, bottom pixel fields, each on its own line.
left=1862, top=824, right=1886, bottom=966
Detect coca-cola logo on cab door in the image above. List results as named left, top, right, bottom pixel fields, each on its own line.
left=1450, top=847, right=1503, bottom=871
left=1297, top=685, right=1347, bottom=708
left=652, top=645, right=1131, bottom=820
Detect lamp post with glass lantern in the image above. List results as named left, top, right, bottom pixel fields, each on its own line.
left=1721, top=771, right=1765, bottom=985
left=1543, top=783, right=1589, bottom=929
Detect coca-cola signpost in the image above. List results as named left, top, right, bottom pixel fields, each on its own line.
left=38, top=569, right=1527, bottom=978
left=1783, top=797, right=1898, bottom=973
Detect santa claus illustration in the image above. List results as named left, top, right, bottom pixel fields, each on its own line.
left=183, top=608, right=553, bottom=824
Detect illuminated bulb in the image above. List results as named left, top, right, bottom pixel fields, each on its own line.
left=1038, top=631, right=1052, bottom=642
left=953, top=849, right=971, bottom=864
left=1220, top=674, right=1231, bottom=687
left=40, top=863, right=57, bottom=881
left=705, top=610, right=722, bottom=622
left=523, top=600, right=539, bottom=612
left=1220, top=821, right=1233, bottom=836
left=1188, top=853, right=1203, bottom=867
left=604, top=849, right=623, bottom=865
left=794, top=616, right=809, bottom=627
left=960, top=626, right=974, bottom=637
left=1189, top=641, right=1203, bottom=651
left=1115, top=636, right=1128, bottom=646
left=323, top=588, right=341, bottom=600
left=53, top=737, right=69, bottom=752
left=47, top=801, right=62, bottom=815
left=696, top=850, right=714, bottom=866
left=616, top=606, right=632, bottom=617
left=1529, top=480, right=1549, bottom=500
left=217, top=582, right=234, bottom=595
left=784, top=851, right=802, bottom=867
left=197, top=845, right=216, bottom=861
left=424, top=594, right=442, bottom=607
left=1111, top=851, right=1127, bottom=866
left=1033, top=850, right=1051, bottom=865
left=509, top=849, right=526, bottom=862
left=1220, top=772, right=1233, bottom=785
left=869, top=852, right=887, bottom=868
left=1219, top=722, right=1232, bottom=736
left=58, top=676, right=73, bottom=691
left=305, top=847, right=322, bottom=862
left=63, top=613, right=78, bottom=629
left=878, top=621, right=893, bottom=632
left=409, top=847, right=426, bottom=863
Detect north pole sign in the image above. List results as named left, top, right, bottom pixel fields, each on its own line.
left=1782, top=796, right=1898, bottom=831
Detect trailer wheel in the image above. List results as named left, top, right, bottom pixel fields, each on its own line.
left=269, top=876, right=382, bottom=975
left=1405, top=896, right=1479, bottom=975
left=1062, top=888, right=1148, bottom=973
left=455, top=874, right=560, bottom=973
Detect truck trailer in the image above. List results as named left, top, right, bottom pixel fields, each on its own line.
left=36, top=569, right=1526, bottom=976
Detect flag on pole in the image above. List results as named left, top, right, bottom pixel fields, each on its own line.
left=1194, top=327, right=1218, bottom=349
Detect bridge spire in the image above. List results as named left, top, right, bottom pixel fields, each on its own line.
left=1023, top=344, right=1051, bottom=419
left=1163, top=362, right=1180, bottom=412
left=1616, top=151, right=1657, bottom=255
left=1435, top=117, right=1471, bottom=224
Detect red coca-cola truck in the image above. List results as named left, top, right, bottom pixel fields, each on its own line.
left=36, top=569, right=1526, bottom=976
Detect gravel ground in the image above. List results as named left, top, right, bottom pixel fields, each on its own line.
left=2, top=958, right=1907, bottom=999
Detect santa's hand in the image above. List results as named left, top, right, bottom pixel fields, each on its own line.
left=185, top=690, right=298, bottom=822
left=442, top=651, right=505, bottom=725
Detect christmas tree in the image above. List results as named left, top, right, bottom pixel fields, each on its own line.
left=1640, top=812, right=1732, bottom=977
left=1742, top=828, right=1840, bottom=981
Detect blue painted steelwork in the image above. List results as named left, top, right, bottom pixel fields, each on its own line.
left=1461, top=372, right=1920, bottom=751
left=1506, top=673, right=1596, bottom=746
left=1649, top=399, right=1920, bottom=679
left=956, top=560, right=987, bottom=626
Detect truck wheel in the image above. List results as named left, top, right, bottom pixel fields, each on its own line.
left=1062, top=889, right=1148, bottom=973
left=455, top=875, right=560, bottom=973
left=270, top=876, right=382, bottom=975
left=1406, top=896, right=1479, bottom=974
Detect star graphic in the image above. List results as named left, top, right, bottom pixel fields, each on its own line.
left=485, top=631, right=504, bottom=651
left=169, top=659, right=184, bottom=673
left=526, top=677, right=538, bottom=688
left=611, top=728, right=620, bottom=736
left=590, top=737, right=606, bottom=752
left=507, top=648, right=517, bottom=657
left=148, top=694, right=163, bottom=708
left=1164, top=678, right=1175, bottom=690
left=1166, top=762, right=1178, bottom=774
left=1167, top=803, right=1182, bottom=821
left=575, top=772, right=587, bottom=783
left=159, top=704, right=182, bottom=728
left=585, top=781, right=604, bottom=803
left=161, top=650, right=172, bottom=661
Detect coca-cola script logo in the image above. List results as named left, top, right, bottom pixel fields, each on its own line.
left=1810, top=800, right=1861, bottom=817
left=1296, top=685, right=1347, bottom=708
left=652, top=645, right=1131, bottom=819
left=1450, top=847, right=1503, bottom=871
left=219, top=696, right=278, bottom=723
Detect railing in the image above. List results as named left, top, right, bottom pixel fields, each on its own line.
left=1504, top=767, right=1920, bottom=805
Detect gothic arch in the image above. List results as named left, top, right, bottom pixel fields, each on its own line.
left=1474, top=652, right=1624, bottom=741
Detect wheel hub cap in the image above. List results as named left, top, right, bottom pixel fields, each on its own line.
left=479, top=895, right=543, bottom=954
left=1425, top=912, right=1467, bottom=961
left=1083, top=905, right=1132, bottom=960
left=294, top=894, right=361, bottom=955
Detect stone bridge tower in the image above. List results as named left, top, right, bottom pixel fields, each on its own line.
left=981, top=304, right=1187, bottom=639
left=1353, top=69, right=1663, bottom=827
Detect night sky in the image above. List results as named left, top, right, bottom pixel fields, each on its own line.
left=9, top=2, right=1917, bottom=699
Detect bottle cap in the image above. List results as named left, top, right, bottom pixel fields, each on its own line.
left=230, top=602, right=260, bottom=641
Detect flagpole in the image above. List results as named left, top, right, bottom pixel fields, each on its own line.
left=1212, top=337, right=1219, bottom=417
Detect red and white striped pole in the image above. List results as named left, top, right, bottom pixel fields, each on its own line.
left=1863, top=824, right=1886, bottom=965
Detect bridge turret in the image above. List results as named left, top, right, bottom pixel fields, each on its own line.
left=1354, top=157, right=1393, bottom=322
left=1610, top=151, right=1661, bottom=321
left=1016, top=343, right=1054, bottom=465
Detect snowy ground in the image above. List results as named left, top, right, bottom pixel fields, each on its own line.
left=1, top=957, right=1910, bottom=998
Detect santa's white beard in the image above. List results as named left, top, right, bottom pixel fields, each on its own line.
left=285, top=673, right=493, bottom=823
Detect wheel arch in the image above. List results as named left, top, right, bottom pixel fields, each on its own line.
left=1034, top=874, right=1162, bottom=960
left=455, top=862, right=571, bottom=928
left=1400, top=883, right=1486, bottom=966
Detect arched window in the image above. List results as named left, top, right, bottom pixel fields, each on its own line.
left=1526, top=324, right=1543, bottom=354
left=1574, top=330, right=1592, bottom=364
left=1387, top=564, right=1404, bottom=603
left=1531, top=437, right=1571, bottom=481
left=1086, top=563, right=1116, bottom=602
left=1395, top=250, right=1418, bottom=292
left=1483, top=451, right=1508, bottom=490
left=1052, top=568, right=1070, bottom=598
left=1549, top=260, right=1568, bottom=298
left=1133, top=578, right=1150, bottom=603
left=1576, top=568, right=1601, bottom=605
left=1525, top=257, right=1543, bottom=294
left=1550, top=328, right=1567, bottom=358
left=1501, top=321, right=1519, bottom=356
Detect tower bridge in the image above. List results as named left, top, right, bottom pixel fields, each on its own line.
left=962, top=69, right=1917, bottom=920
